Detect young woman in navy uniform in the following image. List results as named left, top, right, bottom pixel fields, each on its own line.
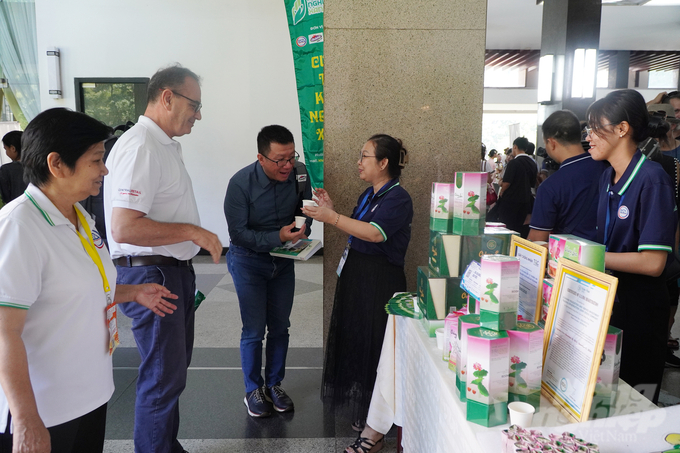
left=586, top=89, right=676, bottom=403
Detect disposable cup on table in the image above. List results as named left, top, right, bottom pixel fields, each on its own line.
left=508, top=401, right=535, bottom=427
left=435, top=328, right=445, bottom=350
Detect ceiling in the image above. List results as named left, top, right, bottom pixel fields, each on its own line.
left=485, top=0, right=680, bottom=51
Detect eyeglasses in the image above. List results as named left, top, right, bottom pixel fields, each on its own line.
left=585, top=122, right=619, bottom=137
left=359, top=153, right=377, bottom=161
left=171, top=91, right=202, bottom=113
left=261, top=151, right=299, bottom=167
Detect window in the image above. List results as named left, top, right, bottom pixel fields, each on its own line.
left=648, top=70, right=679, bottom=89
left=75, top=78, right=149, bottom=128
left=484, top=67, right=527, bottom=88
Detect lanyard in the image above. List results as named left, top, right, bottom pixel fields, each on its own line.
left=74, top=208, right=112, bottom=302
left=603, top=186, right=625, bottom=252
left=347, top=191, right=374, bottom=247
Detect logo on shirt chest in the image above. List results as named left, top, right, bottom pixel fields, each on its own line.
left=618, top=205, right=630, bottom=220
left=92, top=230, right=105, bottom=249
left=371, top=203, right=379, bottom=212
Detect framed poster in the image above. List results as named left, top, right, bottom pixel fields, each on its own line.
left=509, top=236, right=548, bottom=323
left=541, top=259, right=618, bottom=423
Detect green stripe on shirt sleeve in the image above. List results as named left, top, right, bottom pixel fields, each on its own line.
left=370, top=222, right=387, bottom=242
left=0, top=302, right=30, bottom=310
left=638, top=244, right=673, bottom=253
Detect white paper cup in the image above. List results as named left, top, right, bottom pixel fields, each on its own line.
left=435, top=328, right=445, bottom=350
left=302, top=199, right=318, bottom=207
left=295, top=216, right=306, bottom=228
left=508, top=401, right=535, bottom=427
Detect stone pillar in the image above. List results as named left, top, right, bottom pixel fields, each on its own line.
left=538, top=0, right=602, bottom=126
left=323, top=2, right=488, bottom=339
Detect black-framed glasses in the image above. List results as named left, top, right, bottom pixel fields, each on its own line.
left=171, top=91, right=202, bottom=113
left=359, top=152, right=377, bottom=161
left=585, top=122, right=619, bottom=137
left=261, top=151, right=299, bottom=167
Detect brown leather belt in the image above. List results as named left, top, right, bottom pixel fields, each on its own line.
left=114, top=255, right=192, bottom=267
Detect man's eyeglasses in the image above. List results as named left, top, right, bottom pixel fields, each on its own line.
left=585, top=122, right=619, bottom=137
left=261, top=151, right=299, bottom=167
left=171, top=91, right=202, bottom=113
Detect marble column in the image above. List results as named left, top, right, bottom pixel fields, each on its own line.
left=323, top=1, right=488, bottom=338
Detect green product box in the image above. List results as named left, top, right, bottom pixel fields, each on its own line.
left=465, top=328, right=509, bottom=427
left=507, top=322, right=543, bottom=411
left=452, top=172, right=486, bottom=236
left=419, top=316, right=444, bottom=338
left=548, top=234, right=605, bottom=277
left=456, top=314, right=480, bottom=401
left=430, top=182, right=455, bottom=233
left=428, top=231, right=462, bottom=277
left=460, top=228, right=519, bottom=273
left=417, top=266, right=468, bottom=320
left=479, top=255, right=520, bottom=332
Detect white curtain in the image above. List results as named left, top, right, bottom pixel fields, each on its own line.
left=0, top=0, right=40, bottom=122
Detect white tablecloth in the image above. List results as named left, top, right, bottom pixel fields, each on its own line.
left=370, top=315, right=669, bottom=453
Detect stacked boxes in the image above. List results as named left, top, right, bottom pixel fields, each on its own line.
left=479, top=255, right=520, bottom=331
left=466, top=327, right=510, bottom=427
left=548, top=234, right=605, bottom=277
left=430, top=183, right=455, bottom=233
left=429, top=231, right=462, bottom=277
left=507, top=322, right=544, bottom=410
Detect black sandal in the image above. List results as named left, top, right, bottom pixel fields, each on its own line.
left=345, top=435, right=384, bottom=453
left=351, top=420, right=365, bottom=432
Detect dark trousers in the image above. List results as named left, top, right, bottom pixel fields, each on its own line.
left=226, top=244, right=296, bottom=393
left=0, top=403, right=107, bottom=453
left=117, top=264, right=196, bottom=453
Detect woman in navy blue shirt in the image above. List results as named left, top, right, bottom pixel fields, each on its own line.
left=303, top=134, right=413, bottom=453
left=587, top=89, right=676, bottom=403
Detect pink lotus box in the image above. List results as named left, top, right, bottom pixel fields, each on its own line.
left=456, top=313, right=480, bottom=401
left=480, top=255, right=520, bottom=331
left=452, top=172, right=486, bottom=235
left=466, top=327, right=510, bottom=427
left=507, top=321, right=543, bottom=411
left=430, top=182, right=455, bottom=233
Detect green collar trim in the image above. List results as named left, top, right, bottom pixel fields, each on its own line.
left=25, top=190, right=55, bottom=226
left=618, top=154, right=646, bottom=196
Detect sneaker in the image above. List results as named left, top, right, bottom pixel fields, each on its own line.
left=666, top=350, right=680, bottom=368
left=244, top=387, right=273, bottom=417
left=265, top=384, right=295, bottom=412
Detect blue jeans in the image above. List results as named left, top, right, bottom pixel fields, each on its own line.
left=117, top=264, right=195, bottom=453
left=227, top=244, right=296, bottom=393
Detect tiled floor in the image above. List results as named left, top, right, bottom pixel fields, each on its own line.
left=104, top=255, right=680, bottom=452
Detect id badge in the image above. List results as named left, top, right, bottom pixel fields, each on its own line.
left=336, top=244, right=350, bottom=277
left=106, top=299, right=120, bottom=355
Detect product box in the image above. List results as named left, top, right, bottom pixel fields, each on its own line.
left=417, top=266, right=468, bottom=319
left=460, top=228, right=519, bottom=273
left=548, top=234, right=605, bottom=277
left=428, top=231, right=462, bottom=277
left=590, top=326, right=623, bottom=419
left=542, top=277, right=554, bottom=322
left=443, top=308, right=466, bottom=363
left=479, top=255, right=520, bottom=331
left=452, top=172, right=486, bottom=236
left=507, top=322, right=544, bottom=411
left=456, top=314, right=480, bottom=401
left=419, top=317, right=445, bottom=338
left=430, top=182, right=455, bottom=233
left=466, top=327, right=510, bottom=427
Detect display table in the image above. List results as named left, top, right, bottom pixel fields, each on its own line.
left=375, top=315, right=677, bottom=452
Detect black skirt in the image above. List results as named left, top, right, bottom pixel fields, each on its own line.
left=321, top=249, right=406, bottom=421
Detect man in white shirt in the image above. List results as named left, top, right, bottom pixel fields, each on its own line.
left=104, top=64, right=221, bottom=453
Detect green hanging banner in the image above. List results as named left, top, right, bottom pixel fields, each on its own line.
left=284, top=0, right=324, bottom=188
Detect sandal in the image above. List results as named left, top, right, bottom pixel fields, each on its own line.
left=345, top=435, right=384, bottom=453
left=351, top=420, right=365, bottom=432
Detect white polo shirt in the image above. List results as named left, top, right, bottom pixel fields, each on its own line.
left=104, top=115, right=201, bottom=260
left=0, top=184, right=115, bottom=430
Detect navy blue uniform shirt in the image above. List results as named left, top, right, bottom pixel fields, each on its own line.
left=224, top=161, right=312, bottom=253
left=530, top=153, right=608, bottom=241
left=349, top=179, right=413, bottom=267
left=596, top=151, right=675, bottom=254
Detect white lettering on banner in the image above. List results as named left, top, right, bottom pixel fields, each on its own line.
left=306, top=0, right=323, bottom=15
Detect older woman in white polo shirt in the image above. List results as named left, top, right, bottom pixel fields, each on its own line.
left=0, top=108, right=178, bottom=453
